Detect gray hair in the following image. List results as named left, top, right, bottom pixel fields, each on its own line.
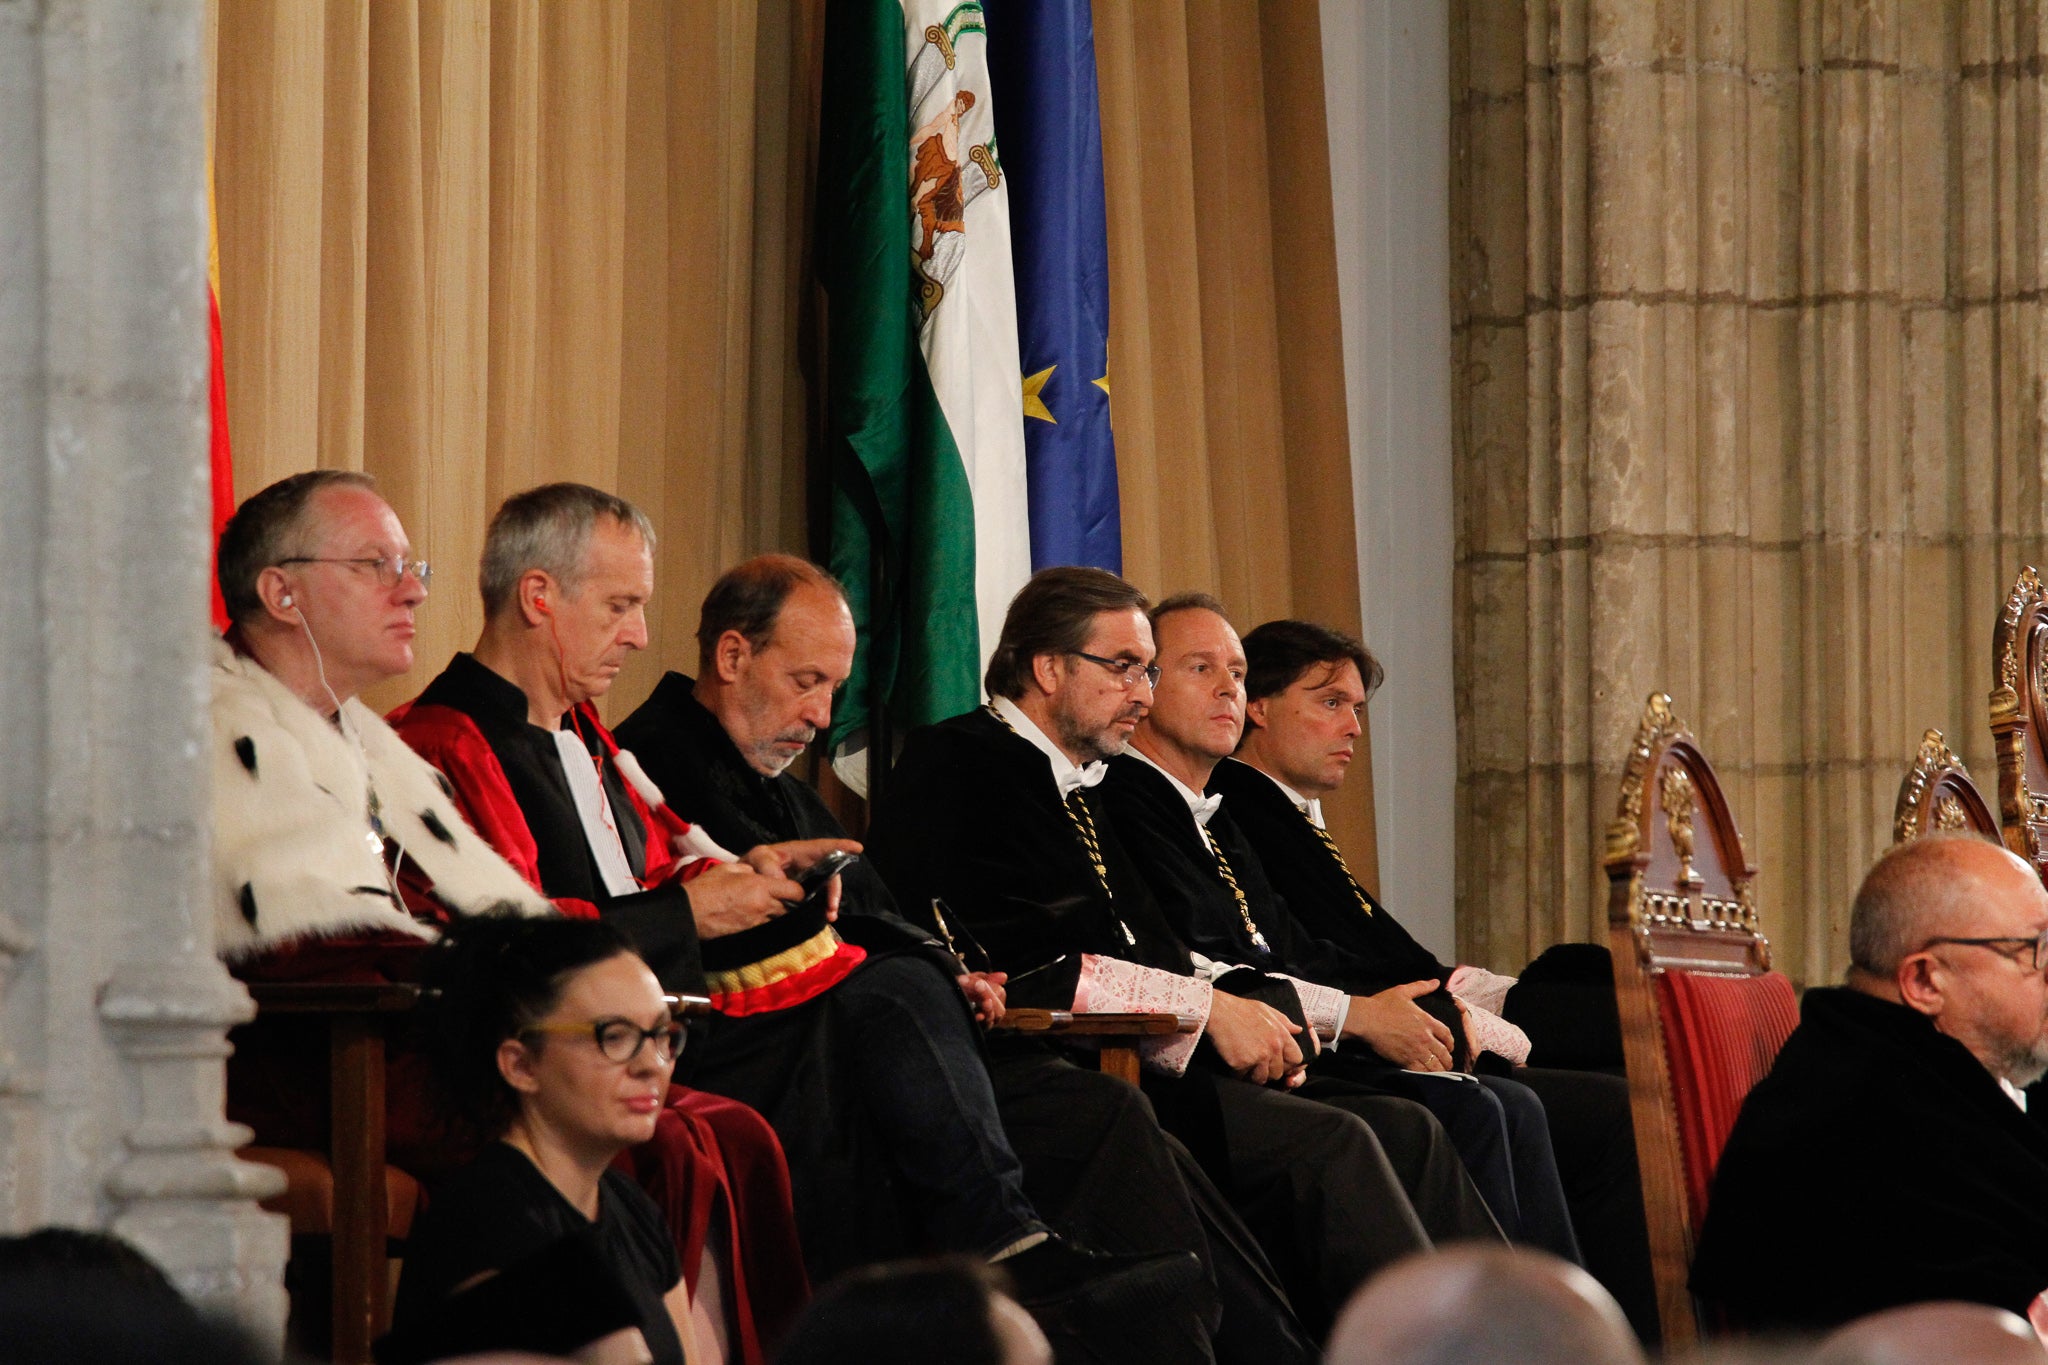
left=480, top=483, right=657, bottom=618
left=216, top=469, right=378, bottom=627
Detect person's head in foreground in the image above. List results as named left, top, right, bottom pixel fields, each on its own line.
left=216, top=468, right=430, bottom=710
left=475, top=482, right=658, bottom=720
left=1326, top=1246, right=1643, bottom=1365
left=774, top=1256, right=1051, bottom=1365
left=1811, top=1300, right=2048, bottom=1364
left=984, top=566, right=1155, bottom=765
left=693, top=554, right=855, bottom=777
left=422, top=913, right=679, bottom=1156
left=1846, top=832, right=2048, bottom=1089
left=0, top=1228, right=263, bottom=1365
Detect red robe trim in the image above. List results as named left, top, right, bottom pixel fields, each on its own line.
left=392, top=696, right=865, bottom=1015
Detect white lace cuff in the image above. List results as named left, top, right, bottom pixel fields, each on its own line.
left=1277, top=973, right=1350, bottom=1045
left=1072, top=954, right=1212, bottom=1076
left=1448, top=964, right=1517, bottom=1015
left=1461, top=999, right=1532, bottom=1066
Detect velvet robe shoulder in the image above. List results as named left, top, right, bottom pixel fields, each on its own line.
left=1690, top=986, right=2048, bottom=1329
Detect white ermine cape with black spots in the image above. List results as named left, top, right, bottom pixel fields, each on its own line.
left=211, top=638, right=551, bottom=960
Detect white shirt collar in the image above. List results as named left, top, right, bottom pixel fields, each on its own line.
left=1238, top=758, right=1325, bottom=829
left=1128, top=746, right=1226, bottom=828
left=991, top=695, right=1107, bottom=798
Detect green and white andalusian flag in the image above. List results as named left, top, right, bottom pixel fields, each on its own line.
left=819, top=0, right=1032, bottom=794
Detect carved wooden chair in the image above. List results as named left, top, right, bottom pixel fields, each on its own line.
left=1992, top=566, right=2048, bottom=881
left=239, top=981, right=423, bottom=1365
left=1604, top=693, right=1799, bottom=1349
left=1893, top=728, right=1999, bottom=845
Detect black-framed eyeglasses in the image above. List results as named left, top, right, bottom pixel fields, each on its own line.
left=1069, top=650, right=1161, bottom=690
left=522, top=1016, right=686, bottom=1065
left=277, top=555, right=432, bottom=590
left=1919, top=929, right=2048, bottom=971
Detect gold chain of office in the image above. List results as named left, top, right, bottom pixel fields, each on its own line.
left=984, top=705, right=1137, bottom=947
left=1301, top=810, right=1373, bottom=916
left=1200, top=826, right=1271, bottom=951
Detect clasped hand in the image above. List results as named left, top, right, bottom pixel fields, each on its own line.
left=1342, top=980, right=1460, bottom=1071
left=1205, top=991, right=1310, bottom=1088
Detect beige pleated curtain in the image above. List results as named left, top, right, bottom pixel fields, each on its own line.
left=210, top=0, right=1378, bottom=879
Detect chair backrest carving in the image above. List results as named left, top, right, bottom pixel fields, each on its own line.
left=1991, top=567, right=2048, bottom=878
left=1894, top=728, right=1999, bottom=845
left=1604, top=693, right=1797, bottom=1349
left=1604, top=693, right=1766, bottom=976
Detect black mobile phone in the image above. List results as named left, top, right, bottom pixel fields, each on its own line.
left=795, top=850, right=860, bottom=902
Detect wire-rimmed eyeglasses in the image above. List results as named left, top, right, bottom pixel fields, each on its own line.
left=276, top=555, right=432, bottom=590
left=1070, top=650, right=1161, bottom=690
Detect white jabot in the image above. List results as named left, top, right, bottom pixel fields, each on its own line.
left=1127, top=746, right=1226, bottom=828
left=552, top=729, right=641, bottom=899
left=991, top=695, right=1106, bottom=798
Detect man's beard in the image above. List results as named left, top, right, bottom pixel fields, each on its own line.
left=1996, top=1030, right=2048, bottom=1089
left=1054, top=702, right=1144, bottom=765
left=746, top=725, right=816, bottom=777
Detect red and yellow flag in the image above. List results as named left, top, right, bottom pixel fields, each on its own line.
left=206, top=145, right=233, bottom=630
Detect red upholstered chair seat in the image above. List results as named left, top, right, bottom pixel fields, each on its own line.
left=1652, top=970, right=1799, bottom=1228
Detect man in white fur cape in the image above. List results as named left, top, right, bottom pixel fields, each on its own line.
left=212, top=470, right=810, bottom=1360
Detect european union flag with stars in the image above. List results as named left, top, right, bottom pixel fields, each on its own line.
left=986, top=0, right=1121, bottom=572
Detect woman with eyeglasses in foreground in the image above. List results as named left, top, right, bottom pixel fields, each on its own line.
left=384, top=915, right=712, bottom=1365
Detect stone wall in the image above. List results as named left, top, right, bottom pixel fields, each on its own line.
left=0, top=0, right=286, bottom=1340
left=1452, top=1, right=2048, bottom=984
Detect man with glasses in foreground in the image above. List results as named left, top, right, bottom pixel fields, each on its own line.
left=1691, top=831, right=2048, bottom=1332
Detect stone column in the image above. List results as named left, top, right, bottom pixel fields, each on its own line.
left=0, top=0, right=287, bottom=1339
left=1452, top=0, right=2048, bottom=983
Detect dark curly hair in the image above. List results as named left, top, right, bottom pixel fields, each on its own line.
left=1241, top=619, right=1384, bottom=705
left=417, top=914, right=636, bottom=1138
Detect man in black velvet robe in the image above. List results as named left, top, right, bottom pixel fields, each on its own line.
left=1219, top=616, right=1655, bottom=1340
left=1692, top=833, right=2048, bottom=1331
left=616, top=555, right=1317, bottom=1364
left=868, top=565, right=1506, bottom=1339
